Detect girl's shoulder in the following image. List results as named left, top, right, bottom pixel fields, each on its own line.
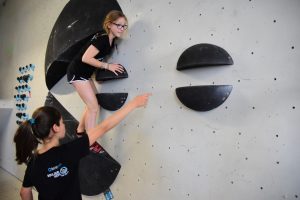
left=91, top=31, right=108, bottom=41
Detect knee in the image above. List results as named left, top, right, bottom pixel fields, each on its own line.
left=87, top=104, right=99, bottom=114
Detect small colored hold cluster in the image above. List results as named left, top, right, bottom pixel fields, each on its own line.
left=104, top=188, right=113, bottom=200
left=18, top=63, right=35, bottom=74
left=14, top=64, right=35, bottom=125
left=17, top=74, right=33, bottom=84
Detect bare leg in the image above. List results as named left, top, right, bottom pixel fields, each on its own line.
left=72, top=80, right=99, bottom=132
left=76, top=80, right=99, bottom=132
left=77, top=107, right=87, bottom=133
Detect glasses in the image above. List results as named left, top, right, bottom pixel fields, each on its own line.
left=112, top=22, right=128, bottom=30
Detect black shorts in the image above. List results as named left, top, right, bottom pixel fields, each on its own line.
left=67, top=61, right=94, bottom=83
left=67, top=74, right=91, bottom=83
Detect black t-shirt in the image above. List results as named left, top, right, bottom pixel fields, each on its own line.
left=67, top=32, right=115, bottom=80
left=23, top=133, right=89, bottom=200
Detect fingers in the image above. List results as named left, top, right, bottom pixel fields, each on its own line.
left=110, top=64, right=124, bottom=76
left=113, top=71, right=119, bottom=76
left=144, top=93, right=151, bottom=105
left=140, top=93, right=151, bottom=100
left=136, top=93, right=151, bottom=107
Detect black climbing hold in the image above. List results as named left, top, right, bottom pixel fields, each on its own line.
left=177, top=43, right=233, bottom=71
left=95, top=66, right=128, bottom=82
left=45, top=0, right=122, bottom=90
left=175, top=85, right=233, bottom=111
left=96, top=93, right=128, bottom=111
left=79, top=150, right=121, bottom=196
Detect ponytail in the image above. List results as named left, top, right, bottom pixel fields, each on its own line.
left=13, top=106, right=62, bottom=165
left=14, top=120, right=39, bottom=164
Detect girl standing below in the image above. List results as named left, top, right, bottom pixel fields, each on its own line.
left=14, top=94, right=150, bottom=200
left=67, top=10, right=128, bottom=133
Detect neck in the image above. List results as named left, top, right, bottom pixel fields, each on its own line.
left=38, top=139, right=60, bottom=154
left=108, top=32, right=115, bottom=45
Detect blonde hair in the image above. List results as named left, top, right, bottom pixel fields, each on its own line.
left=103, top=10, right=128, bottom=34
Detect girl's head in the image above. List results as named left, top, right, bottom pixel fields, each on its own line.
left=103, top=10, right=128, bottom=37
left=14, top=106, right=63, bottom=164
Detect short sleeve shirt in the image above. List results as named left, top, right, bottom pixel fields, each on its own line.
left=67, top=32, right=115, bottom=81
left=23, top=133, right=89, bottom=200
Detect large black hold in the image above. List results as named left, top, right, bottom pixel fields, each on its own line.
left=45, top=0, right=122, bottom=90
left=177, top=43, right=233, bottom=71
left=175, top=85, right=233, bottom=111
left=95, top=67, right=128, bottom=81
left=96, top=93, right=128, bottom=111
left=79, top=150, right=121, bottom=196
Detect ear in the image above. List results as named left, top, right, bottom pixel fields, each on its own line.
left=52, top=123, right=60, bottom=133
left=107, top=22, right=112, bottom=29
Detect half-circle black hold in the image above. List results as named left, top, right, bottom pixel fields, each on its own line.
left=177, top=43, right=234, bottom=71
left=96, top=93, right=128, bottom=111
left=79, top=150, right=121, bottom=196
left=45, top=0, right=122, bottom=90
left=95, top=66, right=128, bottom=81
left=175, top=85, right=233, bottom=111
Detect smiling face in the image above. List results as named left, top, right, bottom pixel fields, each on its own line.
left=109, top=17, right=128, bottom=38
left=102, top=10, right=128, bottom=37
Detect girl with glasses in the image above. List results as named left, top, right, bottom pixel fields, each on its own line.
left=67, top=10, right=128, bottom=134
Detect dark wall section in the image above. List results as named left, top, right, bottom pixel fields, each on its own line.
left=44, top=92, right=78, bottom=144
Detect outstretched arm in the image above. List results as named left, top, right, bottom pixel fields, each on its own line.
left=87, top=93, right=151, bottom=145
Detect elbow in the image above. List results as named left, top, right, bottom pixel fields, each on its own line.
left=82, top=54, right=93, bottom=64
left=81, top=55, right=88, bottom=64
left=89, top=123, right=110, bottom=145
left=20, top=190, right=26, bottom=199
left=20, top=187, right=32, bottom=200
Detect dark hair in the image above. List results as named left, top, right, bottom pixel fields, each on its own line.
left=14, top=106, right=62, bottom=164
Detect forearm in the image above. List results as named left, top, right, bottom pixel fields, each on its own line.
left=88, top=100, right=136, bottom=145
left=82, top=57, right=108, bottom=69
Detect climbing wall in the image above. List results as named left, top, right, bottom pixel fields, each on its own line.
left=0, top=0, right=299, bottom=199
left=95, top=0, right=300, bottom=199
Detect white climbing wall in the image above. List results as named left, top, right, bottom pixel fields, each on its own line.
left=0, top=0, right=299, bottom=199
left=97, top=0, right=300, bottom=199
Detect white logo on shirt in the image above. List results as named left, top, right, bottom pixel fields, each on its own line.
left=47, top=163, right=69, bottom=178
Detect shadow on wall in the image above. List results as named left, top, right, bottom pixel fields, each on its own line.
left=49, top=75, right=75, bottom=95
left=0, top=107, right=13, bottom=133
left=0, top=106, right=13, bottom=165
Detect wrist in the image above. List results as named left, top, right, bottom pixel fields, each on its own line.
left=127, top=100, right=137, bottom=110
left=102, top=62, right=109, bottom=70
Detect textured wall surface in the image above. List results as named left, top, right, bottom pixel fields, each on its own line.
left=0, top=0, right=299, bottom=199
